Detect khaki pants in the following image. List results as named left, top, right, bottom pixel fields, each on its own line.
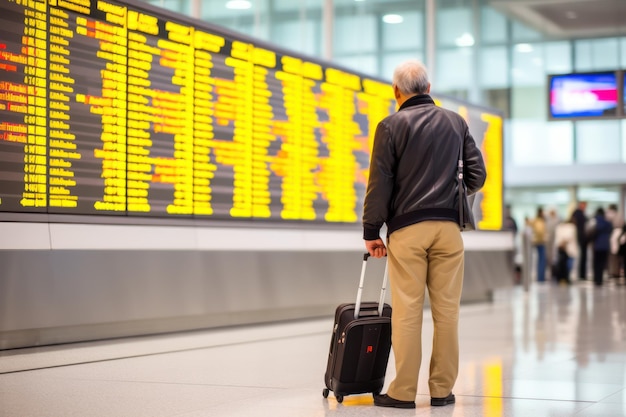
left=386, top=221, right=464, bottom=401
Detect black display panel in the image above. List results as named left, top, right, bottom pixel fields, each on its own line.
left=0, top=0, right=503, bottom=228
left=548, top=71, right=622, bottom=120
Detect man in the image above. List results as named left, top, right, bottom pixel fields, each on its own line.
left=503, top=205, right=521, bottom=284
left=545, top=208, right=560, bottom=276
left=590, top=207, right=613, bottom=286
left=606, top=204, right=622, bottom=278
left=572, top=201, right=588, bottom=280
left=531, top=206, right=547, bottom=282
left=362, top=60, right=486, bottom=409
left=503, top=205, right=518, bottom=234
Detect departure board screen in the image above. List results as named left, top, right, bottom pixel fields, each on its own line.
left=0, top=0, right=503, bottom=228
left=435, top=97, right=504, bottom=231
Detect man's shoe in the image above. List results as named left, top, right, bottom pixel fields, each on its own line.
left=431, top=393, right=455, bottom=406
left=373, top=394, right=416, bottom=409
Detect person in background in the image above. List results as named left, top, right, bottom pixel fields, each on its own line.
left=589, top=207, right=613, bottom=286
left=531, top=207, right=547, bottom=282
left=606, top=204, right=623, bottom=279
left=503, top=205, right=520, bottom=284
left=572, top=201, right=588, bottom=280
left=619, top=223, right=626, bottom=281
left=503, top=205, right=518, bottom=234
left=553, top=215, right=578, bottom=285
left=545, top=208, right=560, bottom=278
left=362, top=59, right=486, bottom=409
left=518, top=216, right=533, bottom=286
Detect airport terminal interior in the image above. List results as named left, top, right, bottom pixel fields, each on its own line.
left=2, top=0, right=626, bottom=416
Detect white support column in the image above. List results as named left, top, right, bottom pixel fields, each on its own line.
left=323, top=0, right=334, bottom=60
left=191, top=0, right=201, bottom=19
left=300, top=0, right=307, bottom=54
left=254, top=0, right=262, bottom=38
left=425, top=0, right=436, bottom=84
left=469, top=0, right=482, bottom=104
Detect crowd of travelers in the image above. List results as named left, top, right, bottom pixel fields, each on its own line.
left=507, top=202, right=626, bottom=286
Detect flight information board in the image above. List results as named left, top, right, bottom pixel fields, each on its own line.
left=0, top=0, right=503, bottom=228
left=436, top=97, right=503, bottom=231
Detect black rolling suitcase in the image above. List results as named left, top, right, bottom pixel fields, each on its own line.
left=322, top=253, right=392, bottom=403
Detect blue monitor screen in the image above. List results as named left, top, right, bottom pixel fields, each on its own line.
left=549, top=72, right=618, bottom=119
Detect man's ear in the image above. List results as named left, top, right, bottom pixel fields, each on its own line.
left=426, top=83, right=431, bottom=94
left=393, top=84, right=401, bottom=100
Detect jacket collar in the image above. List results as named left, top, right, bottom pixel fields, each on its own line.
left=398, top=94, right=435, bottom=111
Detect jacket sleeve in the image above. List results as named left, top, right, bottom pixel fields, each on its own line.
left=462, top=124, right=487, bottom=196
left=362, top=121, right=396, bottom=240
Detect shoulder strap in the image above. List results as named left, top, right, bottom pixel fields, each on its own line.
left=440, top=109, right=466, bottom=231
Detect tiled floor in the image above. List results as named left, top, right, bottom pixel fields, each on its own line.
left=2, top=281, right=626, bottom=416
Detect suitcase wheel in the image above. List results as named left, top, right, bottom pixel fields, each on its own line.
left=322, top=388, right=329, bottom=398
left=336, top=394, right=344, bottom=403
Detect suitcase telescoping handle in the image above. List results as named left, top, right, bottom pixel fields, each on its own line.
left=354, top=253, right=389, bottom=319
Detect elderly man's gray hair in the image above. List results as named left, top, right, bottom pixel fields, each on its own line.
left=392, top=60, right=430, bottom=95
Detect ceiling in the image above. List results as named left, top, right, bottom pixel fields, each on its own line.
left=489, top=0, right=626, bottom=39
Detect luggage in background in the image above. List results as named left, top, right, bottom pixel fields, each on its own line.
left=322, top=253, right=392, bottom=403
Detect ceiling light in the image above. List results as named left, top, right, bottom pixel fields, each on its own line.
left=382, top=14, right=403, bottom=24
left=515, top=43, right=534, bottom=53
left=225, top=0, right=252, bottom=9
left=455, top=33, right=474, bottom=47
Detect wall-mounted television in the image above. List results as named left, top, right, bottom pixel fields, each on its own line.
left=548, top=71, right=621, bottom=120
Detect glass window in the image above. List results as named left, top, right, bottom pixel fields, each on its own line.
left=480, top=46, right=508, bottom=88
left=201, top=0, right=266, bottom=20
left=480, top=6, right=507, bottom=44
left=574, top=40, right=593, bottom=72
left=511, top=20, right=542, bottom=42
left=543, top=42, right=571, bottom=75
left=142, top=0, right=192, bottom=16
left=623, top=120, right=626, bottom=163
left=437, top=7, right=473, bottom=48
left=334, top=14, right=377, bottom=54
left=505, top=187, right=573, bottom=228
left=578, top=186, right=621, bottom=214
left=273, top=0, right=322, bottom=12
left=435, top=48, right=473, bottom=91
left=621, top=37, right=626, bottom=67
left=590, top=38, right=620, bottom=69
left=271, top=19, right=320, bottom=57
left=511, top=43, right=544, bottom=86
left=576, top=121, right=622, bottom=164
left=382, top=11, right=423, bottom=51
left=202, top=20, right=258, bottom=38
left=333, top=55, right=378, bottom=77
left=575, top=38, right=620, bottom=71
left=333, top=0, right=369, bottom=6
left=509, top=120, right=573, bottom=166
left=200, top=0, right=269, bottom=39
left=510, top=85, right=545, bottom=119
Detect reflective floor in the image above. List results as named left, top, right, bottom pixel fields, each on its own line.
left=2, top=281, right=626, bottom=416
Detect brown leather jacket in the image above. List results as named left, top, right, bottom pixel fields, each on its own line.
left=363, top=94, right=487, bottom=240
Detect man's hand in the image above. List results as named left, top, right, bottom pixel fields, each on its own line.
left=365, top=238, right=387, bottom=258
